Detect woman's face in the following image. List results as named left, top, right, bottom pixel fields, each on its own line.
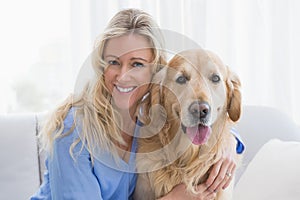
left=103, top=34, right=153, bottom=113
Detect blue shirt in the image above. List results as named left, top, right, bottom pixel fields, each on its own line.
left=30, top=108, right=138, bottom=200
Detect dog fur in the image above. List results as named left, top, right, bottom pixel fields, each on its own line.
left=134, top=48, right=242, bottom=200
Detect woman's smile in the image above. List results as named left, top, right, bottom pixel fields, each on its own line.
left=115, top=85, right=136, bottom=93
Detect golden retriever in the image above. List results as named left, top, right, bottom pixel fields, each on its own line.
left=134, top=48, right=242, bottom=200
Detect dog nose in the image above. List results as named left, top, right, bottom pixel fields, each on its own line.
left=189, top=101, right=210, bottom=119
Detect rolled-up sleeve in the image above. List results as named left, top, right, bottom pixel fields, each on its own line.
left=230, top=127, right=245, bottom=154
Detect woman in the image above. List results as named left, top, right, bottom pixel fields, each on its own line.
left=31, top=8, right=243, bottom=200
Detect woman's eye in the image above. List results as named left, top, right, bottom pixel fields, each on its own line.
left=176, top=75, right=187, bottom=84
left=108, top=60, right=120, bottom=65
left=211, top=74, right=221, bottom=83
left=132, top=62, right=144, bottom=68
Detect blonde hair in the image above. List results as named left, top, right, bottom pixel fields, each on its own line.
left=39, top=8, right=166, bottom=162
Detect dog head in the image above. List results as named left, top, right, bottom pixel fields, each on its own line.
left=148, top=48, right=242, bottom=145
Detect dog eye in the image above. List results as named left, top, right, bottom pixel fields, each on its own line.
left=176, top=75, right=187, bottom=84
left=211, top=74, right=221, bottom=83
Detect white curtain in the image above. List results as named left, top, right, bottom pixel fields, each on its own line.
left=1, top=0, right=299, bottom=125
left=70, top=0, right=300, bottom=124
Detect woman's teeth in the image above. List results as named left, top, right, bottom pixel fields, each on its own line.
left=116, top=86, right=135, bottom=93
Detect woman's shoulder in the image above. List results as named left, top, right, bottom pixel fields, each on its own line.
left=58, top=107, right=82, bottom=141
left=52, top=107, right=87, bottom=155
left=63, top=107, right=83, bottom=129
left=63, top=107, right=76, bottom=127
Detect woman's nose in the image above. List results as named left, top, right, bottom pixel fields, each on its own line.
left=116, top=65, right=132, bottom=82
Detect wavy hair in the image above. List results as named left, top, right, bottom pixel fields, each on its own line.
left=38, top=8, right=166, bottom=163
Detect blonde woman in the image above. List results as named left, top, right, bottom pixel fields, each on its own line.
left=30, top=9, right=244, bottom=200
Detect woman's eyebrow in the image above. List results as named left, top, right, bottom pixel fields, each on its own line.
left=104, top=55, right=119, bottom=59
left=130, top=57, right=150, bottom=62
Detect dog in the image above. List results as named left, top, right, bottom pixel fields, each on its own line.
left=134, top=48, right=242, bottom=200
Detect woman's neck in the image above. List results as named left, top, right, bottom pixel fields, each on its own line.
left=117, top=110, right=136, bottom=162
left=116, top=105, right=137, bottom=134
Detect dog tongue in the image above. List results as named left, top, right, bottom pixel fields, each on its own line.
left=186, top=125, right=211, bottom=145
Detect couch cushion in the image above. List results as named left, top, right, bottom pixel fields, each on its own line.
left=234, top=139, right=300, bottom=199
left=0, top=113, right=40, bottom=199
left=235, top=105, right=300, bottom=182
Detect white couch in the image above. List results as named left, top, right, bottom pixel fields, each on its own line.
left=0, top=106, right=300, bottom=199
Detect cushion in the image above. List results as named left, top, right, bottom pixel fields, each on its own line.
left=234, top=139, right=300, bottom=199
left=235, top=106, right=300, bottom=182
left=0, top=114, right=40, bottom=199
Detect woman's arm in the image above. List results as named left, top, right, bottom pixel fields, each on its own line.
left=47, top=133, right=103, bottom=200
left=31, top=137, right=103, bottom=200
left=32, top=109, right=103, bottom=200
left=205, top=129, right=244, bottom=192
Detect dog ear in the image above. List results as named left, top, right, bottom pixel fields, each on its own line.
left=152, top=66, right=168, bottom=104
left=226, top=66, right=242, bottom=122
left=137, top=67, right=167, bottom=125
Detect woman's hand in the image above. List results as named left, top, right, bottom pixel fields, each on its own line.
left=205, top=134, right=237, bottom=192
left=158, top=183, right=216, bottom=200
